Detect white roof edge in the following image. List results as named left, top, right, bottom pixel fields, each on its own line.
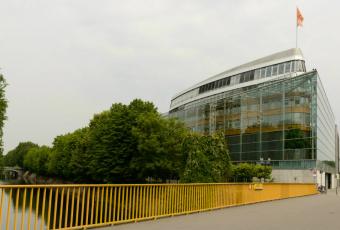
left=172, top=48, right=304, bottom=100
left=170, top=70, right=312, bottom=110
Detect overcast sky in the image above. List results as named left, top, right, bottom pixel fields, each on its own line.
left=1, top=0, right=339, bottom=153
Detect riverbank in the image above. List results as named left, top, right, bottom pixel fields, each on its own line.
left=22, top=171, right=76, bottom=184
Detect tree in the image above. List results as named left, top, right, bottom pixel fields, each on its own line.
left=0, top=154, right=3, bottom=169
left=48, top=128, right=90, bottom=180
left=232, top=163, right=272, bottom=182
left=131, top=113, right=188, bottom=181
left=232, top=163, right=255, bottom=182
left=4, top=142, right=39, bottom=167
left=24, top=146, right=51, bottom=175
left=0, top=74, right=7, bottom=155
left=67, top=128, right=91, bottom=181
left=285, top=129, right=310, bottom=149
left=180, top=132, right=232, bottom=183
left=86, top=99, right=190, bottom=183
left=254, top=164, right=272, bottom=180
left=87, top=99, right=158, bottom=182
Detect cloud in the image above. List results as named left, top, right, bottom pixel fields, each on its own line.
left=0, top=0, right=339, bottom=152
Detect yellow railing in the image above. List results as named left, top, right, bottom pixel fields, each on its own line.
left=0, top=183, right=317, bottom=230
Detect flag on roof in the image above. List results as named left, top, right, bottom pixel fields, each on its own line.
left=297, top=7, right=304, bottom=27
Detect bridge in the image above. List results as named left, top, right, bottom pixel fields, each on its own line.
left=102, top=190, right=339, bottom=230
left=0, top=166, right=24, bottom=179
left=0, top=183, right=317, bottom=230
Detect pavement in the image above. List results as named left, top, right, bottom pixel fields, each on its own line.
left=99, top=190, right=340, bottom=230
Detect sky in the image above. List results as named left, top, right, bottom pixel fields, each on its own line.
left=0, top=0, right=339, bottom=153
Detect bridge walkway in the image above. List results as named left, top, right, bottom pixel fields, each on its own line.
left=101, top=190, right=340, bottom=230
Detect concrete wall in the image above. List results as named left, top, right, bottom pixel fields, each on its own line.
left=272, top=169, right=337, bottom=189
left=272, top=169, right=315, bottom=183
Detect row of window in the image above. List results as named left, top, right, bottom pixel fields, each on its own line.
left=198, top=60, right=306, bottom=94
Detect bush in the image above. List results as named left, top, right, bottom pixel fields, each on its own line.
left=4, top=142, right=39, bottom=167
left=24, top=146, right=51, bottom=175
left=232, top=163, right=272, bottom=182
left=180, top=132, right=232, bottom=183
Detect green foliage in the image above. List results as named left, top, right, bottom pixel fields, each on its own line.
left=6, top=99, right=237, bottom=184
left=131, top=114, right=188, bottom=181
left=323, top=160, right=335, bottom=168
left=4, top=142, right=39, bottom=167
left=48, top=128, right=90, bottom=180
left=23, top=146, right=51, bottom=175
left=67, top=128, right=91, bottom=181
left=0, top=154, right=3, bottom=169
left=232, top=163, right=254, bottom=182
left=232, top=163, right=272, bottom=182
left=285, top=129, right=311, bottom=149
left=180, top=132, right=232, bottom=183
left=0, top=75, right=7, bottom=154
left=87, top=100, right=153, bottom=182
left=87, top=99, right=188, bottom=183
left=254, top=164, right=272, bottom=180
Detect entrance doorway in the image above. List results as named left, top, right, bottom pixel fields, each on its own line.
left=325, top=173, right=332, bottom=189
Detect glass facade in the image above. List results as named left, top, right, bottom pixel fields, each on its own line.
left=170, top=71, right=336, bottom=170
left=171, top=60, right=306, bottom=108
left=317, top=77, right=336, bottom=162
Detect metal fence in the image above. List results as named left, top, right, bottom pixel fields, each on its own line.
left=0, top=183, right=317, bottom=230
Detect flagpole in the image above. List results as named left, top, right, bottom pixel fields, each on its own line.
left=296, top=8, right=298, bottom=48
left=296, top=23, right=298, bottom=48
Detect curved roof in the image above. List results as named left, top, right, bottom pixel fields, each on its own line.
left=172, top=48, right=304, bottom=100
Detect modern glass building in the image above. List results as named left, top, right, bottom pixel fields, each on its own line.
left=169, top=48, right=338, bottom=186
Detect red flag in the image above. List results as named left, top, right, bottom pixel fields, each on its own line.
left=297, top=7, right=304, bottom=27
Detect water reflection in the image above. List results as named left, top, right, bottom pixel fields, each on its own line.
left=0, top=180, right=120, bottom=230
left=1, top=180, right=46, bottom=229
left=1, top=180, right=82, bottom=229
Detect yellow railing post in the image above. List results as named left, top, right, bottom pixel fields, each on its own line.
left=0, top=183, right=317, bottom=229
left=41, top=188, right=47, bottom=230
left=13, top=188, right=20, bottom=230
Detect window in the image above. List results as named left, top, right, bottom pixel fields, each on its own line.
left=218, top=80, right=222, bottom=88
left=291, top=61, right=296, bottom=72
left=302, top=61, right=306, bottom=72
left=222, top=78, right=226, bottom=86
left=278, top=63, right=284, bottom=74
left=244, top=71, right=250, bottom=82
left=272, top=65, right=278, bottom=76
left=214, top=81, right=218, bottom=89
left=240, top=73, right=245, bottom=83
left=261, top=68, right=266, bottom=78
left=297, top=61, right=304, bottom=72
left=249, top=70, right=254, bottom=81
left=285, top=61, right=291, bottom=73
left=265, top=66, right=272, bottom=77
left=235, top=74, right=240, bottom=84
left=227, top=77, right=231, bottom=85
left=231, top=75, right=240, bottom=85
left=254, top=69, right=261, bottom=79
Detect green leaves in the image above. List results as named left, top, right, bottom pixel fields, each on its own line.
left=23, top=146, right=51, bottom=175
left=4, top=142, right=39, bottom=167
left=4, top=98, right=252, bottom=184
left=87, top=99, right=188, bottom=183
left=180, top=132, right=232, bottom=183
left=48, top=128, right=90, bottom=180
left=0, top=74, right=7, bottom=155
left=131, top=113, right=188, bottom=181
left=231, top=163, right=272, bottom=182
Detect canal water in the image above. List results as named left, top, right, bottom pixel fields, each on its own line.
left=0, top=179, right=118, bottom=229
left=1, top=179, right=48, bottom=229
